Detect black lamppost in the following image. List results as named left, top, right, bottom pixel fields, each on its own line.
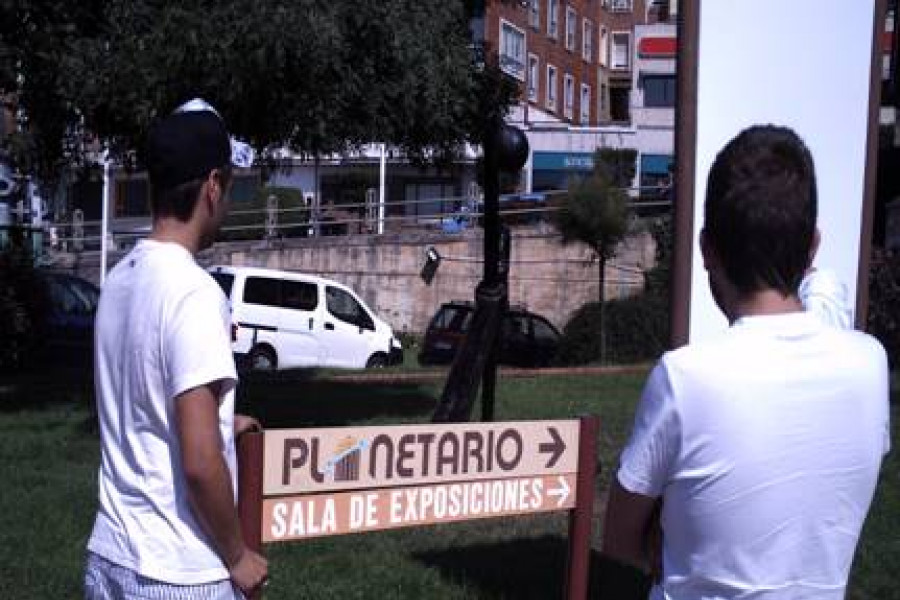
left=432, top=1, right=530, bottom=423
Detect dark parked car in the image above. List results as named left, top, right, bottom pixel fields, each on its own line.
left=37, top=271, right=100, bottom=366
left=1, top=270, right=100, bottom=371
left=418, top=301, right=561, bottom=368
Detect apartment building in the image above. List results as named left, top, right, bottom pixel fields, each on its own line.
left=632, top=19, right=676, bottom=191
left=487, top=0, right=638, bottom=128
left=484, top=0, right=677, bottom=192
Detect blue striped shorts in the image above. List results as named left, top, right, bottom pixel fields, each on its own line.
left=84, top=552, right=244, bottom=600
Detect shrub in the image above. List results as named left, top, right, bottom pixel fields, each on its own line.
left=555, top=294, right=668, bottom=366
left=218, top=186, right=309, bottom=241
left=867, top=249, right=900, bottom=369
left=0, top=244, right=51, bottom=372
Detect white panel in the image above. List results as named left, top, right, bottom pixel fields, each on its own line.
left=689, top=0, right=876, bottom=342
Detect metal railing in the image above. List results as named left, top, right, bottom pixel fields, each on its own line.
left=36, top=185, right=671, bottom=250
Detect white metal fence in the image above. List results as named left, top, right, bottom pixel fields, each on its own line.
left=32, top=186, right=670, bottom=252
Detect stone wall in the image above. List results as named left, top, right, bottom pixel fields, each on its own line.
left=61, top=224, right=655, bottom=334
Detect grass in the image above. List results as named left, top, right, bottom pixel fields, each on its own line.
left=0, top=367, right=896, bottom=599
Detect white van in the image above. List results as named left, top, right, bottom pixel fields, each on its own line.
left=208, top=265, right=402, bottom=370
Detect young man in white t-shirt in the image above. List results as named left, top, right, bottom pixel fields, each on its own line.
left=84, top=100, right=268, bottom=599
left=602, top=126, right=890, bottom=599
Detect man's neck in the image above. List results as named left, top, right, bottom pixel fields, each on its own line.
left=150, top=218, right=200, bottom=255
left=730, top=289, right=804, bottom=322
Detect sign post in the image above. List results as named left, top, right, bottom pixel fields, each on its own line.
left=237, top=416, right=599, bottom=599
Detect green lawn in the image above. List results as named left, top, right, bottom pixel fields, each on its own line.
left=0, top=368, right=896, bottom=599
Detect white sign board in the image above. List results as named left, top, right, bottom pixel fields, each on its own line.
left=683, top=0, right=880, bottom=342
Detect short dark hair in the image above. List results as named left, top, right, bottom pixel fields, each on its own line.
left=149, top=165, right=231, bottom=222
left=704, top=125, right=817, bottom=296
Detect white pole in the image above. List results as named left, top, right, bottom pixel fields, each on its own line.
left=378, top=143, right=386, bottom=235
left=100, top=153, right=110, bottom=285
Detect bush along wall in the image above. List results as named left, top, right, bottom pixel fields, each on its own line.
left=0, top=245, right=50, bottom=372
left=554, top=293, right=668, bottom=366
left=555, top=215, right=672, bottom=366
left=867, top=249, right=900, bottom=369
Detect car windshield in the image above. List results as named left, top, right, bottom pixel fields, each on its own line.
left=45, top=276, right=95, bottom=314
left=65, top=277, right=100, bottom=311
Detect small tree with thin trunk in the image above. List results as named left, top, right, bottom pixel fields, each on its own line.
left=553, top=170, right=629, bottom=363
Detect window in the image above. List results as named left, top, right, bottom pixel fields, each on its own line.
left=528, top=54, right=540, bottom=101
left=532, top=318, right=558, bottom=342
left=230, top=173, right=261, bottom=203
left=211, top=273, right=235, bottom=298
left=609, top=84, right=631, bottom=122
left=582, top=19, right=593, bottom=62
left=431, top=305, right=473, bottom=333
left=546, top=64, right=557, bottom=110
left=565, top=6, right=576, bottom=51
left=503, top=314, right=530, bottom=339
left=46, top=276, right=93, bottom=315
left=643, top=74, right=676, bottom=108
left=66, top=276, right=100, bottom=311
left=599, top=27, right=609, bottom=66
left=529, top=0, right=540, bottom=30
left=611, top=32, right=631, bottom=70
left=548, top=0, right=559, bottom=39
left=499, top=20, right=527, bottom=81
left=599, top=81, right=608, bottom=118
left=402, top=181, right=457, bottom=220
left=609, top=0, right=633, bottom=11
left=647, top=0, right=672, bottom=23
left=115, top=177, right=149, bottom=217
left=580, top=83, right=591, bottom=125
left=326, top=286, right=374, bottom=330
left=282, top=280, right=318, bottom=311
left=244, top=277, right=281, bottom=307
left=564, top=74, right=574, bottom=119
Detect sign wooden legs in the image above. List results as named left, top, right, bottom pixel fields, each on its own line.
left=565, top=416, right=600, bottom=600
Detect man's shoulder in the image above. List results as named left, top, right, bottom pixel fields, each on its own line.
left=658, top=333, right=744, bottom=375
left=659, top=319, right=887, bottom=383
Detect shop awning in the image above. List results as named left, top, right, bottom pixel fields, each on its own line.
left=640, top=154, right=673, bottom=175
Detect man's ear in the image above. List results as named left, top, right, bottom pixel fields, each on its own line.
left=201, top=170, right=223, bottom=212
left=807, top=228, right=821, bottom=268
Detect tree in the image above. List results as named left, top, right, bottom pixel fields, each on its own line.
left=553, top=167, right=630, bottom=363
left=595, top=147, right=638, bottom=189
left=0, top=1, right=106, bottom=179
left=0, top=0, right=515, bottom=182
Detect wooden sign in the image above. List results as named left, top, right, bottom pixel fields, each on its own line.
left=264, top=420, right=579, bottom=495
left=263, top=474, right=576, bottom=542
left=237, top=417, right=599, bottom=600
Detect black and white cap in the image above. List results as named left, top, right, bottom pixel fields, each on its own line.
left=145, top=98, right=254, bottom=193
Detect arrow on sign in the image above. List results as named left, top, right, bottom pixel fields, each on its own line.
left=538, top=427, right=566, bottom=469
left=547, top=476, right=571, bottom=507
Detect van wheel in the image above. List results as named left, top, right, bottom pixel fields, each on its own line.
left=249, top=346, right=277, bottom=371
left=366, top=353, right=387, bottom=369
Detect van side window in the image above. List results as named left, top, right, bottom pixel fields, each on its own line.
left=282, top=280, right=318, bottom=311
left=210, top=273, right=235, bottom=299
left=244, top=277, right=281, bottom=307
left=326, top=286, right=374, bottom=330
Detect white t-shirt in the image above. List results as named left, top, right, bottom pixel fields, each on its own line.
left=618, top=312, right=890, bottom=600
left=799, top=269, right=852, bottom=330
left=87, top=239, right=238, bottom=585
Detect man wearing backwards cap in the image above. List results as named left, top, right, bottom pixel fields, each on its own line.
left=84, top=99, right=268, bottom=599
